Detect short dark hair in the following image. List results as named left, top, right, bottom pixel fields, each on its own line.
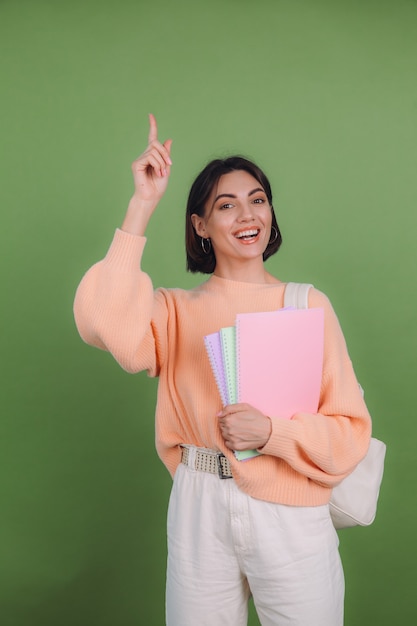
left=185, top=156, right=282, bottom=274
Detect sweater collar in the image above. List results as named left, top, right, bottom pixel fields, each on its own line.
left=201, top=273, right=283, bottom=292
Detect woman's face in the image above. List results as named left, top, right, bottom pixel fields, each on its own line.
left=192, top=170, right=273, bottom=271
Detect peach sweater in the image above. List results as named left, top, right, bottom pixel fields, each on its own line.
left=74, top=229, right=371, bottom=506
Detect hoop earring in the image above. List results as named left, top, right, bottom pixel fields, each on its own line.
left=201, top=237, right=212, bottom=254
left=268, top=226, right=278, bottom=244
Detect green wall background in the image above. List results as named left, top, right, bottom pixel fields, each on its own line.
left=1, top=0, right=416, bottom=624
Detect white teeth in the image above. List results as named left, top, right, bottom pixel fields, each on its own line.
left=236, top=229, right=259, bottom=238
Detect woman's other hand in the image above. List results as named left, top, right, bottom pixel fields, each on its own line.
left=122, top=114, right=173, bottom=235
left=218, top=403, right=272, bottom=451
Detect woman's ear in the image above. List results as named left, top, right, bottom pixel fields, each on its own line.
left=191, top=214, right=207, bottom=238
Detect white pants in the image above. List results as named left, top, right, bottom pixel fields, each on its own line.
left=166, top=460, right=344, bottom=626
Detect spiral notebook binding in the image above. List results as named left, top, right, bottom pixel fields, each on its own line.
left=219, top=326, right=238, bottom=405
left=204, top=334, right=228, bottom=406
left=234, top=317, right=260, bottom=461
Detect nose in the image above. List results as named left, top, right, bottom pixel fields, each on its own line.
left=237, top=202, right=254, bottom=222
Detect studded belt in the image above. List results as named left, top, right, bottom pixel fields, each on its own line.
left=180, top=445, right=233, bottom=479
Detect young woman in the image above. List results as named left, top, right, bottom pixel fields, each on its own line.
left=74, top=114, right=371, bottom=625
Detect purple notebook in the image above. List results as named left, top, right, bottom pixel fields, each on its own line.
left=204, top=332, right=228, bottom=406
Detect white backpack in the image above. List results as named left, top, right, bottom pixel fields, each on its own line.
left=284, top=283, right=386, bottom=529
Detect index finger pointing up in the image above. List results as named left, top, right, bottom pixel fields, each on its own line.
left=148, top=113, right=158, bottom=143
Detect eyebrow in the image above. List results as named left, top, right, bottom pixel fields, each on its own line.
left=213, top=187, right=265, bottom=205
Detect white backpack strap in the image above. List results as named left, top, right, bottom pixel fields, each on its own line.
left=284, top=282, right=313, bottom=309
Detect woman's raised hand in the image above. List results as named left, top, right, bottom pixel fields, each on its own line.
left=122, top=114, right=173, bottom=235
left=131, top=114, right=172, bottom=202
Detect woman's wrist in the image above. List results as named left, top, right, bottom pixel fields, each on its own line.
left=121, top=195, right=157, bottom=236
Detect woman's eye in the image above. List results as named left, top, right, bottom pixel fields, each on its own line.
left=253, top=197, right=265, bottom=204
left=220, top=203, right=233, bottom=210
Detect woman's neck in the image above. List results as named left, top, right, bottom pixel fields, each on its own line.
left=213, top=258, right=280, bottom=284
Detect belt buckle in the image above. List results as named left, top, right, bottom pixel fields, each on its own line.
left=216, top=453, right=232, bottom=479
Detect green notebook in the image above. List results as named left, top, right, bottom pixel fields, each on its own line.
left=219, top=326, right=237, bottom=404
left=219, top=325, right=260, bottom=461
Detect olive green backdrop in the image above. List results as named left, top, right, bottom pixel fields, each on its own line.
left=1, top=0, right=416, bottom=624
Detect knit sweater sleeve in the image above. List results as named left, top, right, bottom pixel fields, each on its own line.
left=259, top=288, right=372, bottom=487
left=73, top=229, right=167, bottom=376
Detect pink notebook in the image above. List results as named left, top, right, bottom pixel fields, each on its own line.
left=236, top=307, right=324, bottom=420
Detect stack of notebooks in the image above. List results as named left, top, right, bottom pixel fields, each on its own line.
left=204, top=307, right=325, bottom=460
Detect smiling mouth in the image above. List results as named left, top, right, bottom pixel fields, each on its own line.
left=234, top=228, right=260, bottom=241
